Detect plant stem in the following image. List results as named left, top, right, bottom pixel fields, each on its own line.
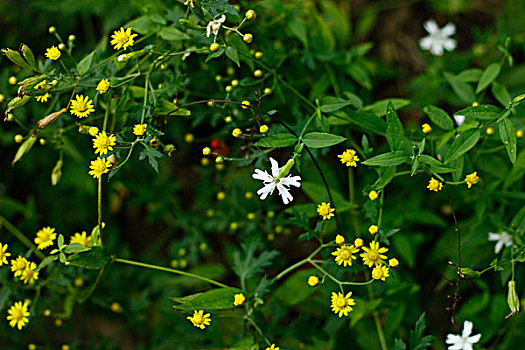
left=0, top=216, right=45, bottom=260
left=97, top=176, right=103, bottom=245
left=348, top=167, right=360, bottom=235
left=367, top=275, right=388, bottom=350
left=114, top=258, right=229, bottom=288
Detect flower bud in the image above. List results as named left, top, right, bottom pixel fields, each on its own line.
left=335, top=234, right=345, bottom=245
left=459, top=267, right=481, bottom=279
left=278, top=158, right=295, bottom=178
left=507, top=280, right=520, bottom=316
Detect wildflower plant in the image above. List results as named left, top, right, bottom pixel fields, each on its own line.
left=0, top=0, right=524, bottom=349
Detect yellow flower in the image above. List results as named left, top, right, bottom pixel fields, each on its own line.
left=332, top=244, right=359, bottom=267
left=266, top=345, right=279, bottom=350
left=35, top=93, right=49, bottom=103
left=96, top=79, right=110, bottom=94
left=422, top=123, right=432, bottom=134
left=45, top=46, right=61, bottom=60
left=187, top=310, right=211, bottom=329
left=88, top=126, right=99, bottom=136
left=241, top=100, right=250, bottom=109
left=427, top=177, right=443, bottom=192
left=10, top=256, right=28, bottom=277
left=368, top=225, right=379, bottom=235
left=233, top=293, right=245, bottom=306
left=70, top=94, right=95, bottom=118
left=317, top=202, right=335, bottom=220
left=89, top=158, right=112, bottom=178
left=389, top=258, right=399, bottom=267
left=372, top=265, right=390, bottom=281
left=21, top=262, right=39, bottom=284
left=0, top=242, right=11, bottom=266
left=335, top=234, right=345, bottom=245
left=354, top=238, right=364, bottom=248
left=368, top=190, right=378, bottom=200
left=35, top=226, right=57, bottom=250
left=133, top=124, right=146, bottom=136
left=232, top=128, right=242, bottom=137
left=6, top=301, right=30, bottom=330
left=110, top=27, right=138, bottom=50
left=331, top=291, right=355, bottom=317
left=338, top=149, right=359, bottom=167
left=465, top=172, right=478, bottom=188
left=260, top=125, right=269, bottom=133
left=308, top=275, right=319, bottom=287
left=70, top=231, right=91, bottom=247
left=93, top=131, right=117, bottom=155
left=361, top=241, right=388, bottom=267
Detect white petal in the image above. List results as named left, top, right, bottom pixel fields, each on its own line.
left=454, top=115, right=465, bottom=126
left=488, top=233, right=500, bottom=241
left=495, top=241, right=504, bottom=254
left=431, top=42, right=444, bottom=56
left=468, top=333, right=481, bottom=344
left=219, top=14, right=226, bottom=23
left=206, top=23, right=212, bottom=37
left=441, top=23, right=456, bottom=37
left=462, top=321, right=473, bottom=337
left=424, top=19, right=439, bottom=34
left=257, top=183, right=276, bottom=200
left=252, top=169, right=272, bottom=182
left=281, top=175, right=301, bottom=188
left=443, top=38, right=457, bottom=52
left=269, top=157, right=280, bottom=178
left=419, top=36, right=433, bottom=50
left=463, top=343, right=473, bottom=350
left=276, top=184, right=293, bottom=205
left=446, top=334, right=462, bottom=345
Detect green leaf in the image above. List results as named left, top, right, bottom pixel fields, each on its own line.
left=329, top=111, right=386, bottom=135
left=419, top=155, right=457, bottom=173
left=67, top=247, right=110, bottom=270
left=1, top=48, right=30, bottom=70
left=455, top=104, right=500, bottom=120
left=386, top=101, right=406, bottom=152
left=37, top=255, right=58, bottom=270
left=77, top=51, right=94, bottom=76
left=499, top=118, right=517, bottom=164
left=287, top=18, right=308, bottom=48
left=362, top=152, right=410, bottom=167
left=154, top=98, right=191, bottom=116
left=476, top=63, right=501, bottom=94
left=172, top=287, right=243, bottom=311
left=408, top=313, right=434, bottom=350
left=225, top=46, right=240, bottom=67
left=232, top=239, right=279, bottom=281
left=158, top=26, right=189, bottom=41
left=255, top=133, right=297, bottom=148
left=491, top=82, right=511, bottom=106
left=444, top=72, right=476, bottom=104
left=139, top=142, right=164, bottom=172
left=320, top=96, right=354, bottom=113
left=301, top=132, right=346, bottom=148
left=64, top=243, right=91, bottom=254
left=362, top=98, right=410, bottom=117
left=373, top=166, right=396, bottom=190
left=423, top=105, right=454, bottom=130
left=445, top=129, right=480, bottom=163
left=274, top=269, right=317, bottom=306
left=20, top=44, right=37, bottom=70
left=456, top=68, right=482, bottom=83
left=12, top=136, right=36, bottom=166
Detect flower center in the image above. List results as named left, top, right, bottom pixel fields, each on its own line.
left=13, top=309, right=23, bottom=320
left=194, top=314, right=203, bottom=323
left=341, top=250, right=350, bottom=260
left=336, top=297, right=347, bottom=308
left=76, top=101, right=86, bottom=112
left=117, top=33, right=129, bottom=44
left=369, top=251, right=378, bottom=261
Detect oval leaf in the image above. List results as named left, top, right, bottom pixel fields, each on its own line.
left=172, top=288, right=243, bottom=310
left=455, top=104, right=500, bottom=120
left=476, top=63, right=501, bottom=94
left=320, top=96, right=353, bottom=113
left=499, top=118, right=517, bottom=164
left=255, top=133, right=297, bottom=148
left=445, top=128, right=480, bottom=163
left=423, top=105, right=454, bottom=130
left=301, top=132, right=346, bottom=148
left=362, top=151, right=410, bottom=167
left=444, top=72, right=476, bottom=104
left=77, top=51, right=94, bottom=76
left=67, top=247, right=110, bottom=270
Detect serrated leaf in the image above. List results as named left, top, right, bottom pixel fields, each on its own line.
left=320, top=96, right=353, bottom=113
left=255, top=133, right=297, bottom=148
left=499, top=118, right=517, bottom=164
left=445, top=128, right=480, bottom=163
left=362, top=98, right=410, bottom=117
left=139, top=142, right=163, bottom=172
left=301, top=132, right=346, bottom=148
left=225, top=46, right=240, bottom=67
left=67, top=247, right=110, bottom=270
left=409, top=313, right=434, bottom=350
left=171, top=288, right=243, bottom=310
left=423, top=105, right=454, bottom=130
left=456, top=104, right=500, bottom=120
left=362, top=151, right=410, bottom=167
left=444, top=72, right=476, bottom=104
left=476, top=63, right=501, bottom=94
left=12, top=136, right=36, bottom=165
left=232, top=239, right=279, bottom=281
left=77, top=51, right=94, bottom=76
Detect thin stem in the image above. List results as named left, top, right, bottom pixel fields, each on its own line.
left=273, top=244, right=325, bottom=282
left=444, top=184, right=461, bottom=325
left=0, top=216, right=45, bottom=260
left=245, top=316, right=270, bottom=346
left=378, top=190, right=385, bottom=229
left=366, top=273, right=388, bottom=350
left=348, top=167, right=360, bottom=235
left=97, top=176, right=102, bottom=245
left=78, top=266, right=106, bottom=303
left=114, top=258, right=229, bottom=289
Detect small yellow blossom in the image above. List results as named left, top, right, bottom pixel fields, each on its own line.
left=35, top=226, right=57, bottom=250
left=332, top=244, right=359, bottom=267
left=368, top=225, right=379, bottom=235
left=89, top=158, right=112, bottom=178
left=70, top=95, right=95, bottom=118
left=465, top=172, right=478, bottom=188
left=232, top=128, right=242, bottom=137
left=427, top=177, right=443, bottom=192
left=389, top=258, right=399, bottom=267
left=354, top=238, right=364, bottom=248
left=335, top=234, right=345, bottom=245
left=486, top=127, right=495, bottom=135
left=110, top=27, right=138, bottom=51
left=233, top=293, right=245, bottom=306
left=45, top=46, right=61, bottom=60
left=317, top=202, right=335, bottom=220
left=6, top=301, right=30, bottom=330
left=422, top=123, right=432, bottom=134
left=11, top=256, right=28, bottom=277
left=34, top=80, right=50, bottom=103
left=230, top=222, right=238, bottom=230
left=70, top=232, right=91, bottom=247
left=184, top=133, right=194, bottom=143
left=202, top=147, right=211, bottom=155
left=187, top=310, right=211, bottom=329
left=517, top=129, right=523, bottom=138
left=88, top=126, right=99, bottom=136
left=331, top=291, right=355, bottom=317
left=260, top=125, right=269, bottom=133
left=96, top=79, right=110, bottom=94
left=0, top=242, right=11, bottom=266
left=369, top=190, right=379, bottom=200
left=54, top=319, right=63, bottom=327
left=338, top=149, right=360, bottom=167
left=133, top=124, right=147, bottom=136
left=110, top=302, right=123, bottom=313
left=372, top=265, right=390, bottom=281
left=266, top=345, right=279, bottom=350
left=21, top=262, right=39, bottom=284
left=217, top=192, right=226, bottom=201
left=74, top=277, right=83, bottom=287
left=93, top=131, right=117, bottom=155
left=241, top=100, right=250, bottom=109
left=308, top=275, right=319, bottom=286
left=8, top=76, right=17, bottom=85
left=361, top=241, right=388, bottom=267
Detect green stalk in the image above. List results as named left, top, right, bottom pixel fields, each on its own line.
left=0, top=216, right=45, bottom=260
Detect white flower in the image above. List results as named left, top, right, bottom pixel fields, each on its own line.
left=454, top=114, right=465, bottom=126
left=488, top=231, right=513, bottom=254
left=184, top=0, right=194, bottom=8
left=252, top=157, right=301, bottom=205
left=419, top=19, right=457, bottom=56
left=206, top=15, right=226, bottom=38
left=446, top=320, right=481, bottom=350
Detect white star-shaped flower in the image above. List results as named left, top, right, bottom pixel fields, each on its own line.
left=206, top=15, right=226, bottom=38
left=252, top=157, right=301, bottom=205
left=419, top=19, right=457, bottom=56
left=488, top=231, right=513, bottom=254
left=454, top=114, right=465, bottom=126
left=446, top=320, right=481, bottom=350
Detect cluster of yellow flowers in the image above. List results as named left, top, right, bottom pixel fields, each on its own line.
left=186, top=293, right=246, bottom=330
left=427, top=171, right=478, bottom=192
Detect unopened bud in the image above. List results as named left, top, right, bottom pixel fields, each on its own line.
left=459, top=267, right=480, bottom=279
left=278, top=158, right=294, bottom=178
left=507, top=280, right=520, bottom=316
